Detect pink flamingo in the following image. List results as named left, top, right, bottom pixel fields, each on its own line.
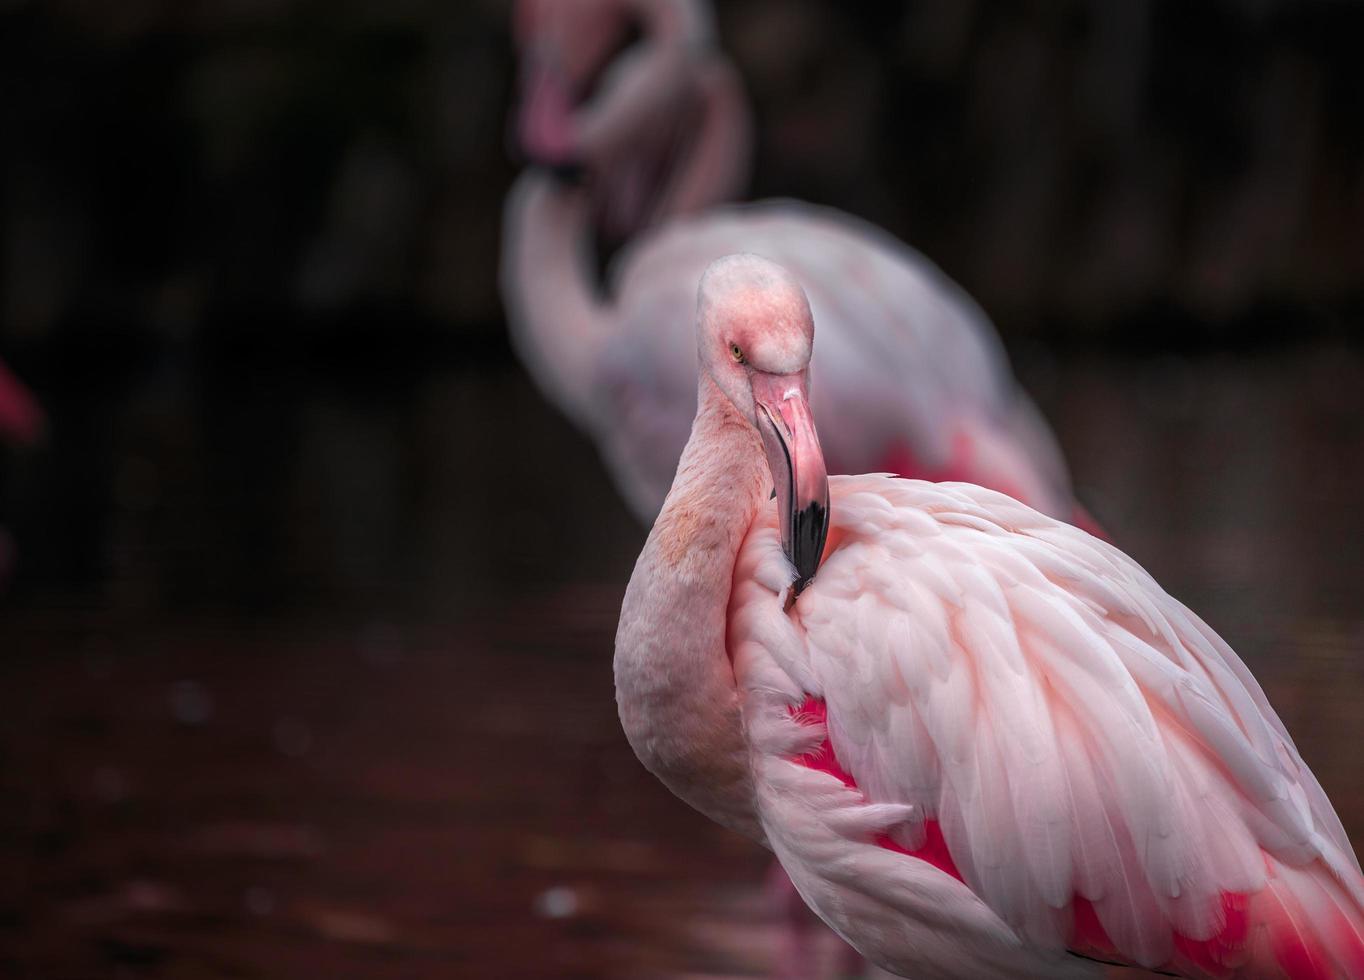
left=616, top=254, right=1364, bottom=979
left=504, top=0, right=1100, bottom=536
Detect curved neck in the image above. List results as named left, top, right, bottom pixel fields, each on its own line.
left=573, top=0, right=716, bottom=163
left=573, top=9, right=752, bottom=231
left=640, top=0, right=751, bottom=214
left=500, top=170, right=610, bottom=428
left=655, top=55, right=752, bottom=217
left=614, top=374, right=768, bottom=839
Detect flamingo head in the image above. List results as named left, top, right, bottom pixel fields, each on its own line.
left=698, top=254, right=829, bottom=592
left=511, top=0, right=633, bottom=170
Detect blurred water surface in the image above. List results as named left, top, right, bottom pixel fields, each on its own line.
left=0, top=340, right=1362, bottom=977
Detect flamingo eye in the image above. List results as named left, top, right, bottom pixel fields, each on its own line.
left=729, top=343, right=746, bottom=364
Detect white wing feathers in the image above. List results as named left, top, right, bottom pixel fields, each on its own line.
left=730, top=475, right=1361, bottom=970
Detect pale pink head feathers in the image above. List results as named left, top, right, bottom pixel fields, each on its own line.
left=697, top=254, right=827, bottom=590
left=697, top=253, right=815, bottom=416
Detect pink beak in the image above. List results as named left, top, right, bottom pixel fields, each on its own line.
left=752, top=372, right=828, bottom=593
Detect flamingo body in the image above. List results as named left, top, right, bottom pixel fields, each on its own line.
left=614, top=254, right=1364, bottom=980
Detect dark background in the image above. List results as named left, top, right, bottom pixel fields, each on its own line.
left=1, top=1, right=1362, bottom=977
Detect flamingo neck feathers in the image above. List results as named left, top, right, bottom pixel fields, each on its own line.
left=614, top=372, right=767, bottom=841
left=501, top=171, right=609, bottom=430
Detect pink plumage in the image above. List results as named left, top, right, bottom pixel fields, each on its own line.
left=732, top=476, right=1364, bottom=978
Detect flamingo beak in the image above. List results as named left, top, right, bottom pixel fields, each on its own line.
left=753, top=373, right=829, bottom=594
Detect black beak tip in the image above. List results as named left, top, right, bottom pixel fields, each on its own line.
left=790, top=500, right=829, bottom=595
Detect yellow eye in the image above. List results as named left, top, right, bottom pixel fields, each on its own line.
left=729, top=343, right=745, bottom=363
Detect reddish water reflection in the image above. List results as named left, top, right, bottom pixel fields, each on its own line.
left=1, top=344, right=1361, bottom=977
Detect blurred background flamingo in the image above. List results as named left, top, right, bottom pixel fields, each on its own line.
left=504, top=0, right=1102, bottom=538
